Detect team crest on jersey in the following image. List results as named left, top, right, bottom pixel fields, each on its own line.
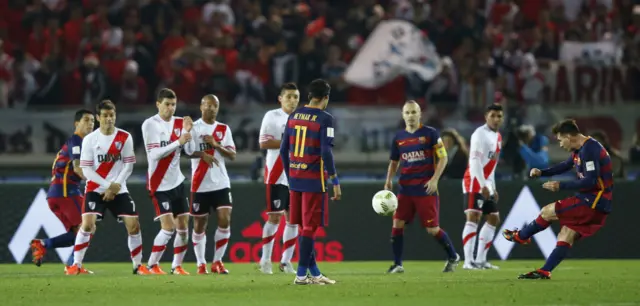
left=419, top=137, right=426, bottom=144
left=115, top=141, right=122, bottom=150
left=216, top=131, right=223, bottom=139
left=88, top=201, right=96, bottom=210
left=162, top=201, right=169, bottom=210
left=193, top=203, right=200, bottom=212
left=174, top=128, right=181, bottom=137
left=273, top=199, right=281, bottom=209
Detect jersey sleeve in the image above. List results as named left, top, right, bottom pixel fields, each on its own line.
left=468, top=130, right=487, bottom=188
left=389, top=134, right=400, bottom=161
left=68, top=135, right=83, bottom=160
left=321, top=114, right=337, bottom=177
left=123, top=134, right=136, bottom=164
left=79, top=136, right=94, bottom=168
left=559, top=143, right=600, bottom=190
left=141, top=120, right=160, bottom=151
left=431, top=129, right=447, bottom=159
left=259, top=112, right=276, bottom=143
left=222, top=127, right=236, bottom=152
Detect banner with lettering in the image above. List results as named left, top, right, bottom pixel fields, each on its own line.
left=559, top=41, right=623, bottom=66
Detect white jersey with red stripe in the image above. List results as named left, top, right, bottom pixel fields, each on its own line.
left=80, top=128, right=135, bottom=194
left=141, top=114, right=187, bottom=193
left=190, top=119, right=236, bottom=193
left=259, top=108, right=288, bottom=186
left=462, top=124, right=502, bottom=195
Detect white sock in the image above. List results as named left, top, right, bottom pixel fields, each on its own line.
left=213, top=227, right=230, bottom=262
left=148, top=229, right=174, bottom=266
left=128, top=232, right=143, bottom=268
left=192, top=231, right=207, bottom=266
left=73, top=229, right=92, bottom=266
left=462, top=221, right=478, bottom=265
left=281, top=223, right=298, bottom=263
left=261, top=221, right=279, bottom=263
left=475, top=223, right=496, bottom=263
left=172, top=229, right=189, bottom=269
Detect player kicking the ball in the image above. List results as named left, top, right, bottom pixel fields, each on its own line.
left=280, top=79, right=340, bottom=285
left=503, top=119, right=612, bottom=279
left=384, top=101, right=460, bottom=273
left=71, top=100, right=150, bottom=275
left=188, top=94, right=237, bottom=274
left=258, top=83, right=300, bottom=274
left=461, top=103, right=504, bottom=270
left=141, top=88, right=194, bottom=275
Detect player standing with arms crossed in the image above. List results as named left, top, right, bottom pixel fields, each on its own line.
left=189, top=94, right=236, bottom=274
left=384, top=101, right=460, bottom=273
left=71, top=100, right=150, bottom=275
left=31, top=109, right=94, bottom=274
left=141, top=88, right=194, bottom=275
left=461, top=104, right=504, bottom=270
left=503, top=120, right=613, bottom=279
left=258, top=83, right=300, bottom=274
left=280, top=79, right=340, bottom=285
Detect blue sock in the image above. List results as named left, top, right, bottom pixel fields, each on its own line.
left=434, top=229, right=457, bottom=260
left=297, top=236, right=313, bottom=277
left=308, top=247, right=321, bottom=277
left=541, top=242, right=571, bottom=272
left=519, top=216, right=550, bottom=240
left=66, top=252, right=75, bottom=266
left=44, top=230, right=76, bottom=249
left=391, top=228, right=404, bottom=266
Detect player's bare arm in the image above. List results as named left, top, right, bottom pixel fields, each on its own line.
left=425, top=139, right=448, bottom=195
left=384, top=160, right=399, bottom=191
left=259, top=139, right=281, bottom=150
left=72, top=159, right=86, bottom=180
left=188, top=151, right=219, bottom=167
left=204, top=135, right=236, bottom=160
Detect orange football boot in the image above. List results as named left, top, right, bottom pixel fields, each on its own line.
left=65, top=264, right=81, bottom=275
left=197, top=264, right=209, bottom=275
left=148, top=264, right=167, bottom=275
left=134, top=265, right=152, bottom=275
left=30, top=239, right=46, bottom=267
left=171, top=266, right=190, bottom=275
left=211, top=261, right=229, bottom=274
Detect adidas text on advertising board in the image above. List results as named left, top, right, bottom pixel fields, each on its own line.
left=229, top=212, right=344, bottom=263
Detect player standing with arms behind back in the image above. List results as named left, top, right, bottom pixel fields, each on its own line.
left=72, top=100, right=150, bottom=275
left=503, top=120, right=612, bottom=279
left=31, top=109, right=94, bottom=273
left=189, top=94, right=237, bottom=274
left=461, top=104, right=504, bottom=270
left=258, top=83, right=300, bottom=274
left=384, top=101, right=460, bottom=274
left=141, top=88, right=194, bottom=275
left=280, top=79, right=340, bottom=285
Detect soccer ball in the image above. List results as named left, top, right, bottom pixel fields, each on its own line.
left=372, top=190, right=398, bottom=216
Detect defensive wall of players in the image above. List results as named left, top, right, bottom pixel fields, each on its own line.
left=2, top=181, right=635, bottom=264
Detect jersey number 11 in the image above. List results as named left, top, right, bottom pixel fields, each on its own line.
left=293, top=125, right=307, bottom=157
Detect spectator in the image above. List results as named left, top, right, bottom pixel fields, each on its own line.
left=441, top=128, right=469, bottom=180
left=591, top=131, right=626, bottom=178
left=517, top=124, right=550, bottom=171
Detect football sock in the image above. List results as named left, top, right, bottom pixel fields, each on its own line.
left=128, top=232, right=143, bottom=268
left=281, top=223, right=298, bottom=263
left=462, top=221, right=478, bottom=264
left=73, top=229, right=92, bottom=266
left=148, top=229, right=174, bottom=266
left=66, top=251, right=75, bottom=266
left=260, top=221, right=278, bottom=263
left=192, top=231, right=207, bottom=266
left=519, top=215, right=550, bottom=240
left=434, top=229, right=457, bottom=260
left=308, top=247, right=321, bottom=277
left=391, top=227, right=404, bottom=266
left=475, top=223, right=496, bottom=263
left=172, top=229, right=189, bottom=269
left=213, top=227, right=230, bottom=262
left=44, top=230, right=76, bottom=249
left=297, top=234, right=313, bottom=278
left=541, top=241, right=571, bottom=272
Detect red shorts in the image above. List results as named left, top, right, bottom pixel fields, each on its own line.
left=47, top=195, right=83, bottom=231
left=555, top=196, right=607, bottom=238
left=394, top=194, right=439, bottom=228
left=289, top=191, right=329, bottom=228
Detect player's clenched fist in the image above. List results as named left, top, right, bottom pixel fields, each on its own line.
left=178, top=131, right=192, bottom=145
left=530, top=168, right=542, bottom=178
left=183, top=116, right=193, bottom=132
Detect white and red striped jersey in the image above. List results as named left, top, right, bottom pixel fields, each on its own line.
left=190, top=119, right=236, bottom=193
left=462, top=124, right=502, bottom=195
left=80, top=128, right=135, bottom=194
left=259, top=108, right=288, bottom=186
left=141, top=114, right=189, bottom=193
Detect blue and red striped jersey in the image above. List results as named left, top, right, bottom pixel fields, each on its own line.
left=280, top=106, right=336, bottom=193
left=541, top=137, right=613, bottom=213
left=390, top=126, right=441, bottom=196
left=47, top=134, right=84, bottom=198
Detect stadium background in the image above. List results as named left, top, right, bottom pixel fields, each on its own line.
left=0, top=0, right=639, bottom=264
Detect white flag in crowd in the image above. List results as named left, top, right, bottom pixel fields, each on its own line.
left=344, top=20, right=442, bottom=89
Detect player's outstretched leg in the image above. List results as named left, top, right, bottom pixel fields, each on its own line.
left=504, top=203, right=556, bottom=244
left=280, top=222, right=298, bottom=274
left=171, top=214, right=190, bottom=275
left=259, top=215, right=279, bottom=274
left=123, top=216, right=151, bottom=275
left=148, top=214, right=176, bottom=274
left=30, top=229, right=76, bottom=267
left=475, top=213, right=500, bottom=270
left=388, top=226, right=405, bottom=273
left=519, top=227, right=577, bottom=280
left=427, top=227, right=460, bottom=272
left=212, top=207, right=231, bottom=274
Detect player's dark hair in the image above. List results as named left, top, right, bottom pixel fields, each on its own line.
left=308, top=79, right=331, bottom=100
left=96, top=100, right=116, bottom=115
left=279, top=82, right=298, bottom=95
left=74, top=109, right=93, bottom=122
left=485, top=103, right=503, bottom=113
left=552, top=119, right=581, bottom=135
left=157, top=88, right=177, bottom=102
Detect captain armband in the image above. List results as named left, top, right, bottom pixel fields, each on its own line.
left=434, top=138, right=448, bottom=159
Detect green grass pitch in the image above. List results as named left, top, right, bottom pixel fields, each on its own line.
left=1, top=260, right=639, bottom=306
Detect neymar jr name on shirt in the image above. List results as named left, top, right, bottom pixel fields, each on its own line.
left=293, top=113, right=318, bottom=122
